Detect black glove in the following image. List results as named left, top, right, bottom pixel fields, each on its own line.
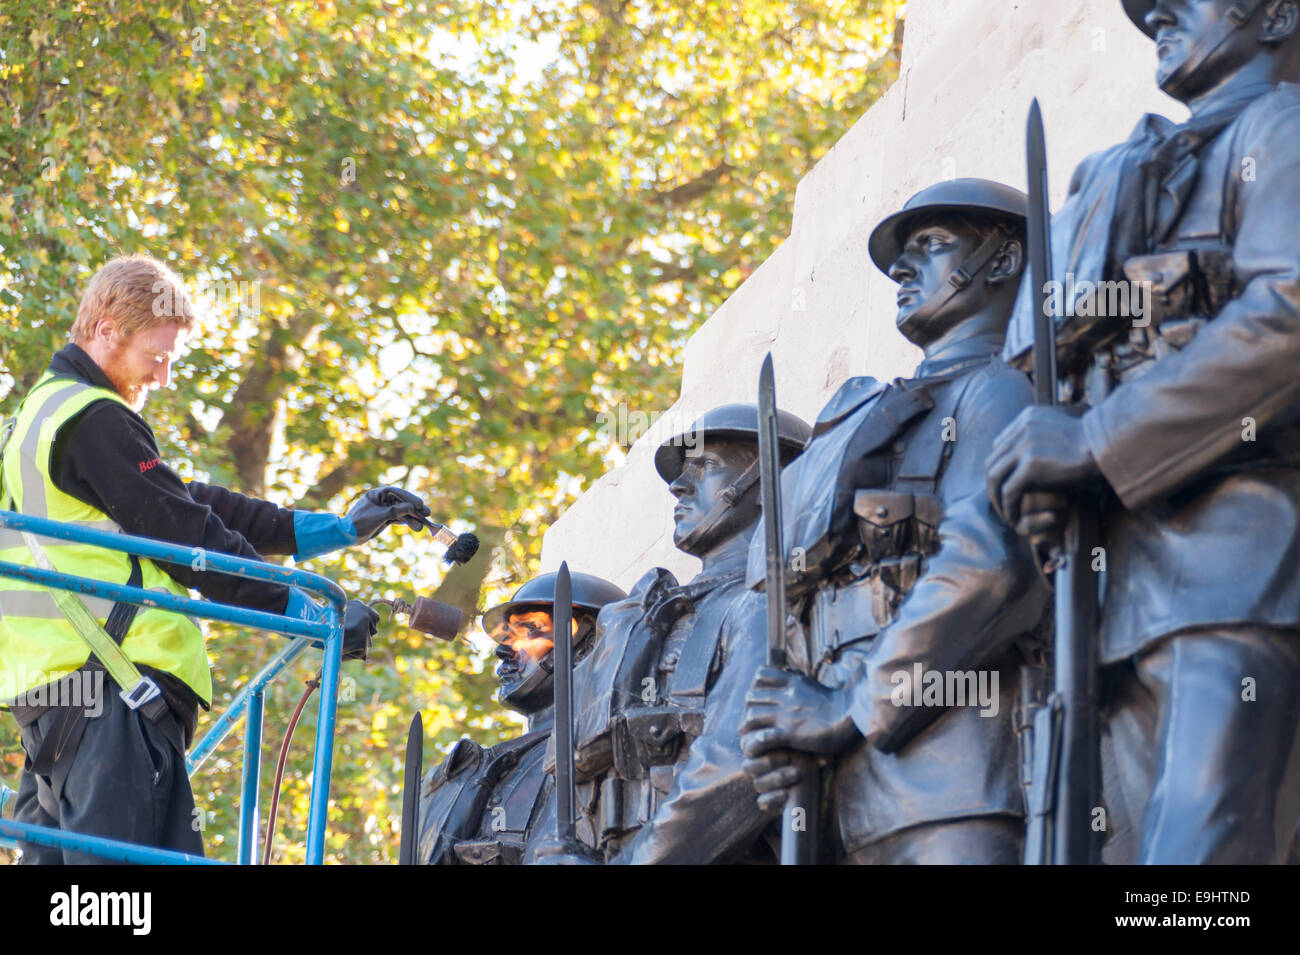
left=346, top=486, right=431, bottom=544
left=342, top=599, right=380, bottom=662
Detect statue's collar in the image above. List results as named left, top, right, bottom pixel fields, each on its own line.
left=1134, top=79, right=1273, bottom=143
left=692, top=540, right=750, bottom=591
left=913, top=332, right=1004, bottom=378
left=1187, top=79, right=1275, bottom=121
left=526, top=708, right=555, bottom=734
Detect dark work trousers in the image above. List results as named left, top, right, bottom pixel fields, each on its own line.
left=843, top=816, right=1024, bottom=865
left=1099, top=627, right=1300, bottom=864
left=12, top=687, right=203, bottom=864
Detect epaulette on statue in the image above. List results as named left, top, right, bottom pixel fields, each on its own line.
left=813, top=376, right=887, bottom=437
left=431, top=738, right=484, bottom=787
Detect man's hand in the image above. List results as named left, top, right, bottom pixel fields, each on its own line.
left=346, top=486, right=431, bottom=543
left=285, top=591, right=377, bottom=661
left=342, top=599, right=380, bottom=662
left=986, top=406, right=1100, bottom=530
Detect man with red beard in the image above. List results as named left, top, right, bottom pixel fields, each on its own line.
left=1, top=254, right=426, bottom=862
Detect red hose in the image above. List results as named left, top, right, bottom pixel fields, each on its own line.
left=262, top=670, right=322, bottom=865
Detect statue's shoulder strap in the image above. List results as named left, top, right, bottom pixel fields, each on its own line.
left=894, top=365, right=990, bottom=494
left=814, top=375, right=887, bottom=435
left=494, top=730, right=553, bottom=832
left=432, top=737, right=485, bottom=786
left=668, top=578, right=744, bottom=701
left=486, top=728, right=550, bottom=765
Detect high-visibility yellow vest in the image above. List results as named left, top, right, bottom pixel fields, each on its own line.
left=0, top=374, right=210, bottom=704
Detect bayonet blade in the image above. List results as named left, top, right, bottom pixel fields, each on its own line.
left=398, top=712, right=423, bottom=865
left=758, top=353, right=818, bottom=864
left=758, top=352, right=788, bottom=669
left=1027, top=99, right=1058, bottom=408
left=553, top=562, right=577, bottom=842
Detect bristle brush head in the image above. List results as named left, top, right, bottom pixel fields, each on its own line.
left=444, top=532, right=480, bottom=565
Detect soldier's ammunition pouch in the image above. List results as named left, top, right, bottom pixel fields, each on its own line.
left=872, top=555, right=925, bottom=624
left=809, top=558, right=924, bottom=669
left=594, top=767, right=678, bottom=846
left=1129, top=249, right=1233, bottom=324
left=592, top=758, right=685, bottom=846
left=808, top=491, right=942, bottom=669
left=610, top=703, right=705, bottom=779
left=809, top=573, right=880, bottom=670
left=598, top=776, right=629, bottom=841
left=453, top=837, right=525, bottom=865
left=854, top=489, right=942, bottom=564
left=1057, top=247, right=1234, bottom=384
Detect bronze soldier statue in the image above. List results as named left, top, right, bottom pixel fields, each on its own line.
left=416, top=571, right=624, bottom=864
left=535, top=404, right=811, bottom=864
left=987, top=0, right=1300, bottom=864
left=740, top=180, right=1050, bottom=864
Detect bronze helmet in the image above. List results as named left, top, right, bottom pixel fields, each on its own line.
left=868, top=178, right=1029, bottom=277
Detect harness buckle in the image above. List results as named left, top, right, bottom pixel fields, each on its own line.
left=120, top=676, right=162, bottom=711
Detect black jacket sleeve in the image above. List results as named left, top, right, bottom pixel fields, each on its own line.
left=186, top=482, right=297, bottom=557
left=50, top=400, right=292, bottom=614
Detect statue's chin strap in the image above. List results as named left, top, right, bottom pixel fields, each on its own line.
left=501, top=659, right=551, bottom=709
left=674, top=458, right=761, bottom=555
left=898, top=226, right=1011, bottom=342
left=1159, top=0, right=1269, bottom=99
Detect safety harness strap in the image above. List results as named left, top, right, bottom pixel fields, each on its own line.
left=20, top=530, right=165, bottom=719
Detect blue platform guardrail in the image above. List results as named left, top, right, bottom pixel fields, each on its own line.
left=0, top=510, right=348, bottom=864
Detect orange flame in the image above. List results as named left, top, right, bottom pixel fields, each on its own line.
left=490, top=609, right=581, bottom=658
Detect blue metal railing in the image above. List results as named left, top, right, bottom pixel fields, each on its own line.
left=0, top=510, right=348, bottom=864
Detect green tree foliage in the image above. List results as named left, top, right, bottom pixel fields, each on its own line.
left=0, top=0, right=901, bottom=863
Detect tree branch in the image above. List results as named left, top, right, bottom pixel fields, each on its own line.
left=296, top=439, right=410, bottom=509
left=650, top=161, right=734, bottom=208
